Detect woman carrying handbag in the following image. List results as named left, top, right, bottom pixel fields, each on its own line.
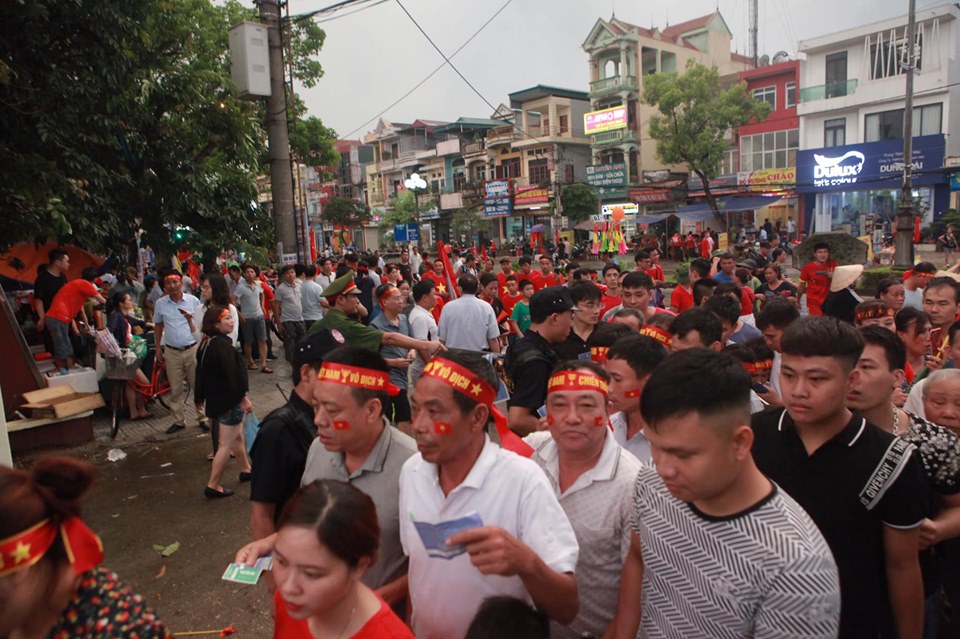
left=196, top=305, right=253, bottom=498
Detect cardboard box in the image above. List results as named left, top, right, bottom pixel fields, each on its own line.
left=21, top=385, right=105, bottom=419
left=45, top=366, right=98, bottom=393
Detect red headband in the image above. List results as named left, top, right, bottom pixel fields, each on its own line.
left=318, top=362, right=400, bottom=396
left=164, top=274, right=182, bottom=283
left=0, top=517, right=103, bottom=579
left=742, top=359, right=773, bottom=375
left=421, top=358, right=533, bottom=457
left=855, top=305, right=895, bottom=323
left=378, top=285, right=399, bottom=305
left=547, top=370, right=609, bottom=397
left=639, top=325, right=673, bottom=348
left=590, top=346, right=609, bottom=363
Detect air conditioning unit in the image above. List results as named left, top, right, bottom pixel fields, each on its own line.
left=229, top=22, right=271, bottom=98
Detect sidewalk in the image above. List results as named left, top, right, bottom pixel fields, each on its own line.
left=16, top=340, right=295, bottom=637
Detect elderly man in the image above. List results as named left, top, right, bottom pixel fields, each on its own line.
left=401, top=349, right=580, bottom=639
left=154, top=268, right=204, bottom=434
left=525, top=361, right=642, bottom=639
left=437, top=273, right=500, bottom=353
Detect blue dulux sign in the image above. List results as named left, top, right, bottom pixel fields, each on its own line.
left=796, top=134, right=946, bottom=193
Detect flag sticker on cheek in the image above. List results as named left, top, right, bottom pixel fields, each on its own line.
left=546, top=415, right=555, bottom=425
left=332, top=421, right=351, bottom=430
left=624, top=388, right=641, bottom=399
left=434, top=422, right=453, bottom=435
left=594, top=416, right=606, bottom=428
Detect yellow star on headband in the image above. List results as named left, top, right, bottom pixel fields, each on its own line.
left=377, top=377, right=385, bottom=387
left=12, top=541, right=31, bottom=564
left=470, top=383, right=482, bottom=396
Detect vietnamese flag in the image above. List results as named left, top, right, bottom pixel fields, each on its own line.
left=333, top=421, right=350, bottom=430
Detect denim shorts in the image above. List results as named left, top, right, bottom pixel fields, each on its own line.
left=218, top=404, right=244, bottom=426
left=46, top=317, right=74, bottom=360
left=241, top=316, right=267, bottom=343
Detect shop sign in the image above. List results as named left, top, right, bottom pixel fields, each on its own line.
left=593, top=202, right=639, bottom=221
left=629, top=187, right=675, bottom=203
left=483, top=179, right=511, bottom=198
left=586, top=163, right=626, bottom=187
left=950, top=173, right=960, bottom=191
left=797, top=134, right=946, bottom=193
left=584, top=105, right=627, bottom=135
left=483, top=197, right=513, bottom=218
left=687, top=174, right=738, bottom=192
left=514, top=185, right=550, bottom=206
left=738, top=167, right=796, bottom=192
left=420, top=206, right=440, bottom=220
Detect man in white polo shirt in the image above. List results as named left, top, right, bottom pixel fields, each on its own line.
left=400, top=349, right=579, bottom=639
left=525, top=361, right=641, bottom=639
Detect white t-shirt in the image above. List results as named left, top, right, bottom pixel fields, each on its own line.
left=399, top=437, right=579, bottom=639
left=407, top=304, right=438, bottom=388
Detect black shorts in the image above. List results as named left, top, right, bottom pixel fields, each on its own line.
left=389, top=392, right=411, bottom=423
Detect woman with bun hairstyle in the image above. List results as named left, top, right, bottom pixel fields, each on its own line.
left=0, top=456, right=172, bottom=638
left=240, top=480, right=413, bottom=639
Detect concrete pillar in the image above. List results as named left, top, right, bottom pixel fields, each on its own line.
left=620, top=45, right=629, bottom=81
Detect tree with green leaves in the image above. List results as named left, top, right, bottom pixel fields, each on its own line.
left=323, top=197, right=372, bottom=227
left=559, top=183, right=600, bottom=224
left=0, top=0, right=338, bottom=263
left=643, top=61, right=770, bottom=232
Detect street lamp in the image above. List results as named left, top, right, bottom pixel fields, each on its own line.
left=404, top=172, right=428, bottom=224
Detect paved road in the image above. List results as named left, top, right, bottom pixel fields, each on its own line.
left=18, top=342, right=294, bottom=637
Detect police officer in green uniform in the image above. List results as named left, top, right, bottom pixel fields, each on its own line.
left=308, top=272, right=444, bottom=357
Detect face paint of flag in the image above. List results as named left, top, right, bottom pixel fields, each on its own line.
left=434, top=422, right=453, bottom=435
left=624, top=388, right=641, bottom=399
left=546, top=415, right=554, bottom=425
left=594, top=416, right=606, bottom=428
left=333, top=421, right=350, bottom=430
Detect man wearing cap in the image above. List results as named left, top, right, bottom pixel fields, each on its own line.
left=401, top=349, right=580, bottom=639
left=248, top=328, right=344, bottom=540
left=524, top=361, right=642, bottom=639
left=308, top=272, right=444, bottom=357
left=505, top=286, right=575, bottom=435
left=798, top=241, right=836, bottom=317
left=153, top=268, right=204, bottom=434
left=301, top=345, right=418, bottom=612
left=437, top=273, right=501, bottom=353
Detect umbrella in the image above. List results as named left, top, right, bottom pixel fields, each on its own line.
left=531, top=224, right=545, bottom=233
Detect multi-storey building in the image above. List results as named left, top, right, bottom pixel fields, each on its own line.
left=796, top=3, right=957, bottom=234
left=582, top=11, right=753, bottom=224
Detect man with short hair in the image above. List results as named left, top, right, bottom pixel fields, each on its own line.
left=670, top=307, right=723, bottom=351
left=33, top=248, right=70, bottom=359
left=756, top=296, right=799, bottom=399
left=460, top=253, right=478, bottom=277
left=398, top=248, right=414, bottom=283
left=529, top=255, right=561, bottom=291
left=712, top=253, right=737, bottom=284
left=299, top=264, right=325, bottom=331
left=236, top=263, right=270, bottom=373
left=506, top=287, right=575, bottom=435
left=273, top=264, right=306, bottom=363
left=438, top=273, right=501, bottom=353
left=923, top=276, right=960, bottom=350
left=554, top=281, right=602, bottom=361
left=601, top=272, right=663, bottom=323
left=249, top=328, right=343, bottom=539
left=600, top=263, right=622, bottom=316
left=43, top=266, right=105, bottom=371
left=798, top=241, right=836, bottom=316
left=371, top=283, right=424, bottom=433
left=497, top=256, right=515, bottom=294
left=407, top=279, right=439, bottom=395
left=704, top=291, right=762, bottom=345
left=401, top=350, right=580, bottom=639
left=303, top=345, right=418, bottom=610
left=751, top=317, right=928, bottom=639
left=604, top=334, right=668, bottom=462
left=903, top=261, right=937, bottom=310
left=525, top=361, right=642, bottom=639
left=316, top=257, right=335, bottom=290
left=611, top=349, right=840, bottom=638
left=153, top=268, right=204, bottom=433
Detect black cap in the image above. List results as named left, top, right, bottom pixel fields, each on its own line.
left=529, top=286, right=574, bottom=323
left=293, top=328, right=346, bottom=370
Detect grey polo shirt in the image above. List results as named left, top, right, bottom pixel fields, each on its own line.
left=274, top=280, right=304, bottom=323
left=300, top=278, right=324, bottom=321
left=300, top=420, right=417, bottom=590
left=437, top=293, right=498, bottom=351
left=235, top=279, right=263, bottom=319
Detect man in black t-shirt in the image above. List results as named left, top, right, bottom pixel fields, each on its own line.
left=751, top=317, right=928, bottom=639
left=505, top=286, right=573, bottom=435
left=248, top=329, right=343, bottom=540
left=33, top=248, right=69, bottom=354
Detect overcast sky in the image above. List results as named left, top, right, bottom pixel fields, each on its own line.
left=289, top=0, right=938, bottom=140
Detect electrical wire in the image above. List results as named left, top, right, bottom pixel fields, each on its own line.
left=338, top=0, right=514, bottom=140
left=393, top=0, right=547, bottom=146
left=287, top=0, right=382, bottom=24
left=311, top=0, right=390, bottom=24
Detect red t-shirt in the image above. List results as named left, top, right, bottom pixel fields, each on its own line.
left=497, top=271, right=516, bottom=294
left=800, top=260, right=837, bottom=316
left=421, top=271, right=450, bottom=298
left=645, top=265, right=665, bottom=283
left=670, top=284, right=694, bottom=314
left=260, top=281, right=274, bottom=319
left=740, top=286, right=756, bottom=316
left=272, top=590, right=414, bottom=639
left=500, top=291, right=524, bottom=317
left=700, top=238, right=712, bottom=258
left=46, top=279, right=99, bottom=323
left=601, top=292, right=622, bottom=316
left=529, top=270, right=561, bottom=291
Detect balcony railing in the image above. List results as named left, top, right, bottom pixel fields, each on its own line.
left=799, top=79, right=858, bottom=102
left=592, top=129, right=638, bottom=146
left=486, top=125, right=520, bottom=145
left=463, top=141, right=485, bottom=155
left=524, top=125, right=572, bottom=138
left=589, top=75, right=638, bottom=97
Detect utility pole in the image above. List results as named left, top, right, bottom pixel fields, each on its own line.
left=895, top=0, right=917, bottom=268
left=748, top=0, right=759, bottom=67
left=258, top=0, right=297, bottom=259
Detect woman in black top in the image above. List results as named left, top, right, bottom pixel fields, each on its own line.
left=755, top=264, right=798, bottom=311
left=196, top=305, right=252, bottom=498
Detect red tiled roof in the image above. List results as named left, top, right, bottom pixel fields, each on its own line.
left=661, top=13, right=715, bottom=39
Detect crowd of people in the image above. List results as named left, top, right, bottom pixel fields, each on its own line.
left=8, top=237, right=960, bottom=639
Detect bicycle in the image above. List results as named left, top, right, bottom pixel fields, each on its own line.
left=103, top=345, right=172, bottom=438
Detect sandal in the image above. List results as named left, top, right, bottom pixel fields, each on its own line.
left=260, top=367, right=274, bottom=374
left=247, top=363, right=259, bottom=370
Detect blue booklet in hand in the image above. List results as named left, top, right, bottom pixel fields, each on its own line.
left=412, top=512, right=484, bottom=560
